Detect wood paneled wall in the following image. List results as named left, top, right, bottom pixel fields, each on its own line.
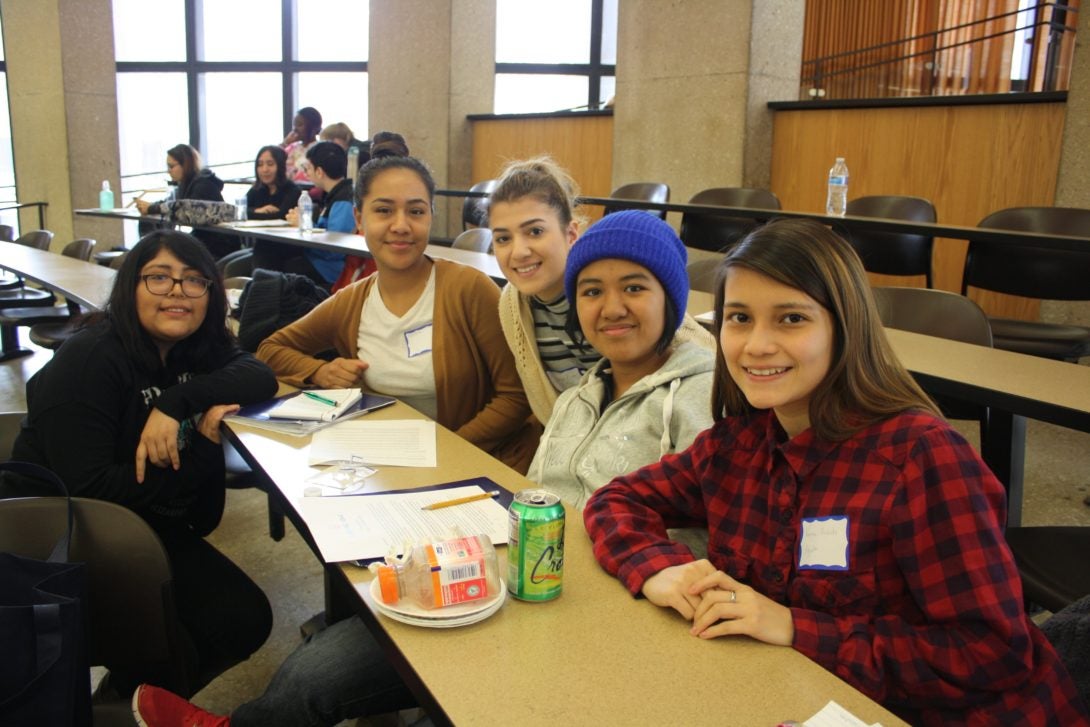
left=770, top=100, right=1066, bottom=319
left=470, top=115, right=614, bottom=224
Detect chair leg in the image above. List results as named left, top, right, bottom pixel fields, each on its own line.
left=267, top=491, right=285, bottom=542
left=0, top=323, right=34, bottom=362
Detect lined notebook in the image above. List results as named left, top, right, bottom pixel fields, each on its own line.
left=227, top=391, right=396, bottom=437
left=268, top=389, right=363, bottom=422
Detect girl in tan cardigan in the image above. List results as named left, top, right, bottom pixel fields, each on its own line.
left=257, top=156, right=537, bottom=472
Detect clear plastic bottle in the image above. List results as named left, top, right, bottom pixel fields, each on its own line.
left=826, top=157, right=849, bottom=217
left=347, top=146, right=360, bottom=191
left=99, top=180, right=114, bottom=211
left=235, top=196, right=248, bottom=222
left=376, top=535, right=499, bottom=610
left=299, top=190, right=313, bottom=233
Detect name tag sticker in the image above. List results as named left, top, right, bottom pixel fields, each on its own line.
left=798, top=515, right=850, bottom=571
left=404, top=323, right=433, bottom=358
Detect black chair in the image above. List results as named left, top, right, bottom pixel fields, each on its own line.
left=686, top=257, right=723, bottom=294
left=217, top=248, right=254, bottom=278
left=0, top=239, right=97, bottom=361
left=603, top=182, right=670, bottom=220
left=963, top=206, right=1090, bottom=361
left=462, top=179, right=498, bottom=230
left=872, top=287, right=1090, bottom=613
left=451, top=228, right=493, bottom=253
left=680, top=187, right=781, bottom=252
left=0, top=230, right=56, bottom=306
left=845, top=196, right=937, bottom=287
left=872, top=285, right=992, bottom=437
left=0, top=496, right=193, bottom=702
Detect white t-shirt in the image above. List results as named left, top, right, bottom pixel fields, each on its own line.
left=357, top=269, right=438, bottom=419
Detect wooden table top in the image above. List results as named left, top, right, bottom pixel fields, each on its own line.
left=226, top=403, right=905, bottom=727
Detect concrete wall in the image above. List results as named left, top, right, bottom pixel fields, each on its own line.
left=1, top=0, right=121, bottom=250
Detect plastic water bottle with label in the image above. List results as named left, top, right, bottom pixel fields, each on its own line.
left=299, top=190, right=313, bottom=233
left=826, top=157, right=849, bottom=217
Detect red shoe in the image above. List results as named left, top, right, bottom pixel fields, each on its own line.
left=131, top=684, right=231, bottom=727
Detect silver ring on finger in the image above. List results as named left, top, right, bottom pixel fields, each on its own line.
left=728, top=589, right=737, bottom=604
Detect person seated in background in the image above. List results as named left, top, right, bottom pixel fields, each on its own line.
left=369, top=130, right=409, bottom=159
left=246, top=145, right=301, bottom=221
left=319, top=122, right=371, bottom=164
left=135, top=143, right=237, bottom=259
left=526, top=210, right=715, bottom=510
left=281, top=106, right=322, bottom=181
left=6, top=230, right=277, bottom=696
left=582, top=218, right=1090, bottom=725
left=282, top=141, right=352, bottom=288
left=246, top=145, right=303, bottom=274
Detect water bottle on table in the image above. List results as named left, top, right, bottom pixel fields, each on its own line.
left=826, top=157, right=849, bottom=217
left=299, top=191, right=313, bottom=233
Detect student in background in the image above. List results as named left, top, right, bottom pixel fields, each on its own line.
left=262, top=154, right=538, bottom=472
left=527, top=210, right=715, bottom=510
left=135, top=143, right=236, bottom=259
left=369, top=130, right=409, bottom=159
left=7, top=230, right=276, bottom=695
left=583, top=218, right=1089, bottom=725
left=283, top=141, right=352, bottom=288
left=490, top=157, right=712, bottom=426
left=319, top=122, right=371, bottom=164
left=246, top=145, right=301, bottom=221
left=281, top=106, right=322, bottom=181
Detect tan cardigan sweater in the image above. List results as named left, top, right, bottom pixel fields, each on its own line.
left=257, top=259, right=538, bottom=472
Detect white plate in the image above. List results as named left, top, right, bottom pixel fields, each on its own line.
left=367, top=578, right=506, bottom=628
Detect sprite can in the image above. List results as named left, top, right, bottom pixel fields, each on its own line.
left=507, top=489, right=564, bottom=601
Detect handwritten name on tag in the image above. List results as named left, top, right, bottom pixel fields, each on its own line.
left=798, top=515, right=849, bottom=571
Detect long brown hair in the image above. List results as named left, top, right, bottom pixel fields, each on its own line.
left=710, top=218, right=940, bottom=440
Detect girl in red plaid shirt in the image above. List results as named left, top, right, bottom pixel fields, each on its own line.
left=584, top=218, right=1088, bottom=725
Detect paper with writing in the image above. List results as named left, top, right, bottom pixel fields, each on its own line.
left=309, top=419, right=437, bottom=467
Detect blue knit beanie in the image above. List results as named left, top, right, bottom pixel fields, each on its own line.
left=564, top=210, right=689, bottom=331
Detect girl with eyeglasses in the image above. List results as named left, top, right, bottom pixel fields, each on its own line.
left=8, top=229, right=278, bottom=694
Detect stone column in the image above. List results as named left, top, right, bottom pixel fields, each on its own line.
left=1, top=0, right=121, bottom=250
left=611, top=0, right=802, bottom=222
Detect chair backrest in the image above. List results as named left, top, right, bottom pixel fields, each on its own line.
left=0, top=224, right=13, bottom=242
left=844, top=196, right=936, bottom=287
left=603, top=182, right=670, bottom=220
left=686, top=257, right=723, bottom=294
left=14, top=229, right=54, bottom=251
left=451, top=227, right=493, bottom=253
left=0, top=411, right=25, bottom=459
left=0, top=496, right=191, bottom=696
left=963, top=206, right=1090, bottom=300
left=872, top=286, right=992, bottom=346
left=108, top=252, right=128, bottom=270
left=61, top=238, right=96, bottom=261
left=462, top=179, right=498, bottom=230
left=218, top=248, right=254, bottom=277
left=680, top=187, right=781, bottom=252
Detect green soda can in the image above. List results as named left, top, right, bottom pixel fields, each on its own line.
left=507, top=489, right=565, bottom=601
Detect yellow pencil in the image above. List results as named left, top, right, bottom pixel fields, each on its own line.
left=421, top=490, right=500, bottom=511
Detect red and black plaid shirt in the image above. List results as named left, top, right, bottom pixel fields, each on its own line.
left=584, top=409, right=1088, bottom=725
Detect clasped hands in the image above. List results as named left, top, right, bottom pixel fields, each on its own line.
left=640, top=559, right=795, bottom=646
left=135, top=404, right=240, bottom=483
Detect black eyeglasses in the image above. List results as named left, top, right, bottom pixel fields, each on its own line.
left=140, top=273, right=212, bottom=298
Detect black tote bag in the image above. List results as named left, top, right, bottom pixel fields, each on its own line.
left=0, top=461, right=91, bottom=727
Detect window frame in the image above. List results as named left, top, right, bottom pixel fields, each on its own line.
left=114, top=0, right=368, bottom=163
left=494, top=0, right=616, bottom=111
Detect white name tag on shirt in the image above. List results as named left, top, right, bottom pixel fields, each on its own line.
left=404, top=323, right=433, bottom=358
left=798, top=515, right=850, bottom=571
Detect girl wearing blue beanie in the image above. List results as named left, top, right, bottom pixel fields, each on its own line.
left=526, top=210, right=716, bottom=510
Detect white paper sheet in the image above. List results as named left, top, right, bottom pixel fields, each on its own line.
left=804, top=700, right=883, bottom=727
left=308, top=419, right=437, bottom=467
left=297, top=485, right=509, bottom=563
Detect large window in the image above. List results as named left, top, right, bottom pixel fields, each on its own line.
left=113, top=0, right=368, bottom=198
left=494, top=0, right=617, bottom=114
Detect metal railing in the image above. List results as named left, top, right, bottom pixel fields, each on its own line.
left=0, top=201, right=48, bottom=232
left=802, top=2, right=1078, bottom=100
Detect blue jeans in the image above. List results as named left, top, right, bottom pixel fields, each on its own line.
left=230, top=616, right=416, bottom=727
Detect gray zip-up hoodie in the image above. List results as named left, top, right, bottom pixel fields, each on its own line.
left=527, top=341, right=715, bottom=509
